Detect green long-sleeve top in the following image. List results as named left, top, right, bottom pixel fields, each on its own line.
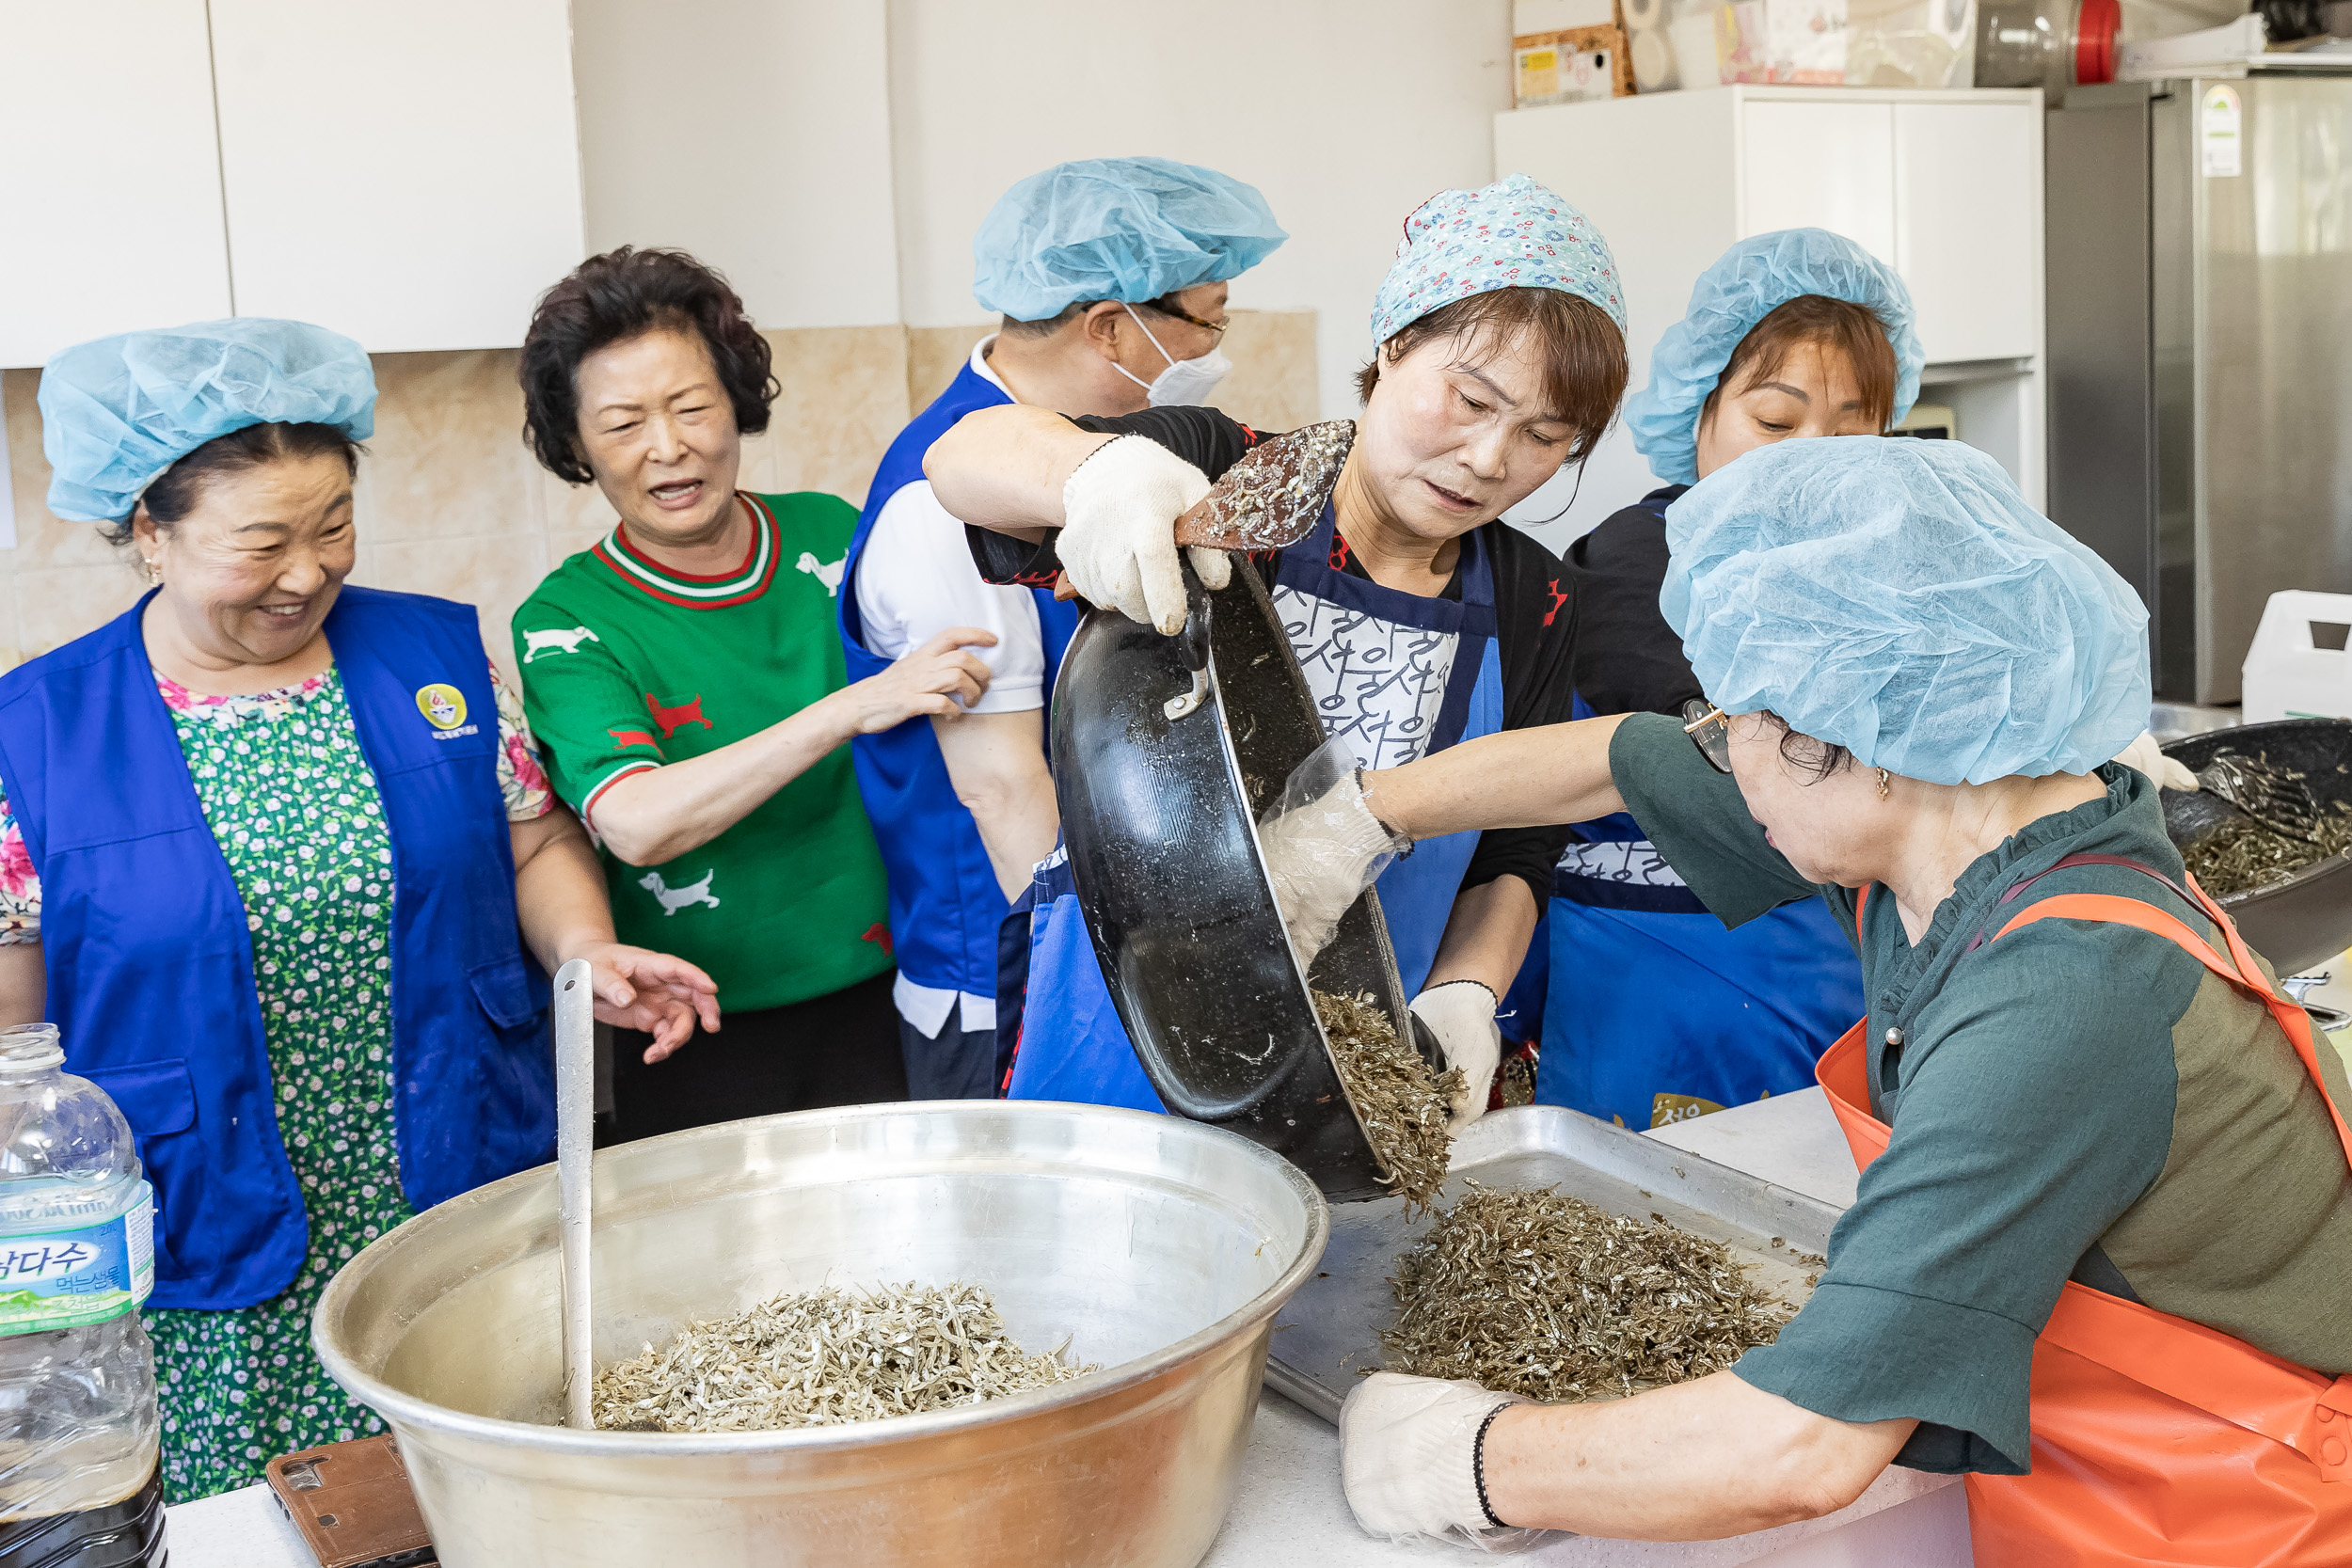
left=1609, top=713, right=2352, bottom=1475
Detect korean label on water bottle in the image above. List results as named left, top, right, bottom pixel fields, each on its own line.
left=0, top=1182, right=154, bottom=1336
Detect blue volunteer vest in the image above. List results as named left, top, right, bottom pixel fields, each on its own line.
left=840, top=360, right=1080, bottom=1000
left=1006, top=509, right=1506, bottom=1109
left=0, top=587, right=554, bottom=1309
left=1536, top=489, right=1863, bottom=1128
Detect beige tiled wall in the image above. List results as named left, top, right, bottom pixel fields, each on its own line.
left=0, top=311, right=1315, bottom=680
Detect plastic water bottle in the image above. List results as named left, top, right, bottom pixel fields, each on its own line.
left=0, top=1024, right=165, bottom=1566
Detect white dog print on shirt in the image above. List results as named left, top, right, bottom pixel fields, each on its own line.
left=639, top=869, right=721, bottom=915
left=796, top=552, right=846, bottom=596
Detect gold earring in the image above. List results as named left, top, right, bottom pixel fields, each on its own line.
left=1875, top=768, right=1891, bottom=800
left=142, top=556, right=162, bottom=585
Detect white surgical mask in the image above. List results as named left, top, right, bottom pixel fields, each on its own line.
left=1115, top=304, right=1231, bottom=406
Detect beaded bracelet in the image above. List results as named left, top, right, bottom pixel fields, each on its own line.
left=1473, top=1400, right=1515, bottom=1529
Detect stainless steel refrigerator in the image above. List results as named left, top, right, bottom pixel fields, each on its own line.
left=2047, top=73, right=2352, bottom=705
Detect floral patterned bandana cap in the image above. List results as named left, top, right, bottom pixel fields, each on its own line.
left=1367, top=173, right=1627, bottom=348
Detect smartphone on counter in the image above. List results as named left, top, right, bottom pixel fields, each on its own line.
left=263, top=1434, right=437, bottom=1568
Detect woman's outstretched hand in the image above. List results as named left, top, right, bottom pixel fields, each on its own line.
left=838, top=627, right=998, bottom=735
left=571, top=942, right=721, bottom=1063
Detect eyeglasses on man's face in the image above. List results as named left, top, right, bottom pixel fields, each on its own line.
left=1145, top=297, right=1230, bottom=338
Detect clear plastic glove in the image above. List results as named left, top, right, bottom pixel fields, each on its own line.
left=1258, top=736, right=1411, bottom=970
left=1057, top=436, right=1228, bottom=634
left=1339, top=1371, right=1559, bottom=1553
left=1411, top=980, right=1502, bottom=1132
left=2113, top=729, right=2198, bottom=793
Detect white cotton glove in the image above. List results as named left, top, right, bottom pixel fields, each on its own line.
left=2113, top=729, right=2198, bottom=793
left=1411, top=980, right=1503, bottom=1132
left=1258, top=736, right=1412, bottom=970
left=1340, top=1372, right=1552, bottom=1552
left=1057, top=436, right=1227, bottom=635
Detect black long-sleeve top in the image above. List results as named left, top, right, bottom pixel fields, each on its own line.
left=962, top=406, right=1578, bottom=911
left=1562, top=483, right=1696, bottom=719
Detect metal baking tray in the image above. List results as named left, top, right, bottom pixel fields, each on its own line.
left=1263, top=1104, right=1842, bottom=1425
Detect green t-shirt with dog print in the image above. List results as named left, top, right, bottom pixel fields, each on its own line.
left=513, top=491, right=891, bottom=1012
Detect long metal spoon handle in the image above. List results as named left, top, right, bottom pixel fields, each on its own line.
left=553, top=958, right=596, bottom=1430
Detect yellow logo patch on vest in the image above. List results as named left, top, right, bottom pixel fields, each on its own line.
left=415, top=683, right=469, bottom=733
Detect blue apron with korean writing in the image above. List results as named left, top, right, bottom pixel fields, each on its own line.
left=0, top=587, right=551, bottom=1309
left=1539, top=699, right=1863, bottom=1130
left=1006, top=506, right=1505, bottom=1109
left=840, top=360, right=1080, bottom=1007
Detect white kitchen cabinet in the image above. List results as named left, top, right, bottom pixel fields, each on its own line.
left=1493, top=86, right=2046, bottom=546
left=0, top=1, right=233, bottom=368
left=1742, top=101, right=1898, bottom=264
left=208, top=0, right=585, bottom=354
left=1893, top=103, right=2042, bottom=363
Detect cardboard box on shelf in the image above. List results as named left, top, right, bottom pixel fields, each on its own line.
left=1515, top=25, right=1637, bottom=103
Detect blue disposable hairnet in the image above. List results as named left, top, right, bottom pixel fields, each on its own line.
left=1661, top=437, right=2150, bottom=785
left=1626, top=229, right=1924, bottom=486
left=40, top=318, right=375, bottom=523
left=972, top=157, right=1286, bottom=322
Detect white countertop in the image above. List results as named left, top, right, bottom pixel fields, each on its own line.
left=1200, top=1386, right=1965, bottom=1568
left=1643, top=1085, right=1860, bottom=1211
left=159, top=1088, right=1967, bottom=1568
left=167, top=1386, right=1969, bottom=1568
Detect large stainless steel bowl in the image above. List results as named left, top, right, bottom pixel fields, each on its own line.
left=313, top=1102, right=1329, bottom=1568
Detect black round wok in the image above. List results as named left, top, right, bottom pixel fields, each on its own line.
left=1048, top=566, right=1440, bottom=1203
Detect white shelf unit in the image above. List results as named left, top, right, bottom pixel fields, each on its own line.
left=0, top=0, right=585, bottom=367
left=209, top=0, right=587, bottom=355
left=1494, top=85, right=2047, bottom=548
left=0, top=1, right=233, bottom=368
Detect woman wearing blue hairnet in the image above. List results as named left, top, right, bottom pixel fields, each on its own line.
left=0, top=320, right=718, bottom=1500
left=929, top=174, right=1626, bottom=1127
left=1261, top=436, right=2352, bottom=1559
left=1542, top=229, right=1916, bottom=1133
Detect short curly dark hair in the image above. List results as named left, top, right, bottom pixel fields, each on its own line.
left=518, top=247, right=779, bottom=485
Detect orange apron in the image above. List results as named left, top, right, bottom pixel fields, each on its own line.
left=1816, top=864, right=2352, bottom=1567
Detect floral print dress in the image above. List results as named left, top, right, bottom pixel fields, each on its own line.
left=0, top=662, right=551, bottom=1503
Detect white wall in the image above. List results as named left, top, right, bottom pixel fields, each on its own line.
left=884, top=0, right=1514, bottom=417
left=573, top=0, right=901, bottom=328
left=569, top=0, right=1518, bottom=406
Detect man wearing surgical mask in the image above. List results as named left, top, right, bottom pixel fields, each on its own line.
left=992, top=289, right=1236, bottom=410
left=840, top=157, right=1284, bottom=1099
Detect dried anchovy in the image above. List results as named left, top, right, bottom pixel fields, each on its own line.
left=2182, top=755, right=2352, bottom=897
left=1381, top=1183, right=1794, bottom=1400
left=1494, top=1052, right=1536, bottom=1109
left=587, top=1281, right=1092, bottom=1433
left=1314, top=989, right=1462, bottom=1212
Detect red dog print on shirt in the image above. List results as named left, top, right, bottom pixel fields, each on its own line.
left=645, top=692, right=714, bottom=740
left=607, top=726, right=662, bottom=753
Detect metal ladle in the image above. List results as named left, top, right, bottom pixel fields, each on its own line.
left=552, top=957, right=596, bottom=1429
left=2196, top=752, right=2324, bottom=842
